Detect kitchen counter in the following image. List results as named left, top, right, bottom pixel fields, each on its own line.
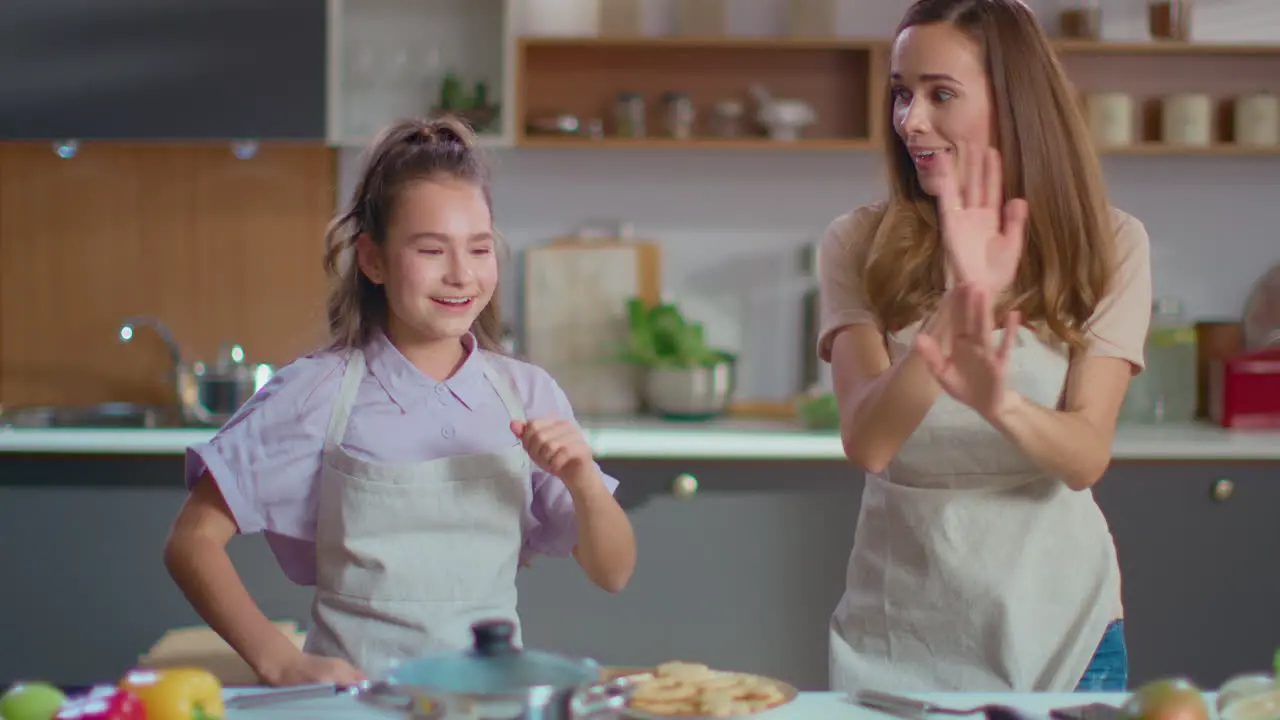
left=219, top=688, right=1138, bottom=719
left=1, top=417, right=1278, bottom=461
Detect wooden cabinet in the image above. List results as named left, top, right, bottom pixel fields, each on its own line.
left=0, top=0, right=327, bottom=140
left=1093, top=461, right=1280, bottom=688
left=0, top=456, right=1275, bottom=689
left=0, top=142, right=335, bottom=407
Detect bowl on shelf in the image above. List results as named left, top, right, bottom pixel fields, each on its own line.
left=641, top=356, right=736, bottom=421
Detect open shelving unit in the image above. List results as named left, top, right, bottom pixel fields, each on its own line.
left=509, top=34, right=1280, bottom=156
left=514, top=36, right=886, bottom=151
left=325, top=0, right=517, bottom=148
left=317, top=0, right=1280, bottom=157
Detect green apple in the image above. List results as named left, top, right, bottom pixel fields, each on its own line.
left=1120, top=678, right=1209, bottom=720
left=0, top=682, right=66, bottom=720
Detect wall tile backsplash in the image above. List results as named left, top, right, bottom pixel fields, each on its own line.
left=337, top=147, right=1280, bottom=401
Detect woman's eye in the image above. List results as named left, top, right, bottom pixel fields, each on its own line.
left=934, top=89, right=955, bottom=102
left=891, top=86, right=911, bottom=102
left=418, top=248, right=444, bottom=255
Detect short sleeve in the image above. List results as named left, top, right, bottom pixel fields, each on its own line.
left=183, top=353, right=345, bottom=538
left=488, top=356, right=620, bottom=560
left=817, top=205, right=883, bottom=362
left=1084, top=210, right=1153, bottom=373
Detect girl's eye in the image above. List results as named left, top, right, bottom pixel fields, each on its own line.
left=891, top=86, right=911, bottom=103
left=472, top=247, right=493, bottom=256
left=934, top=90, right=954, bottom=102
left=418, top=248, right=444, bottom=255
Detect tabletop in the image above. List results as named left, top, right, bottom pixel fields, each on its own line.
left=221, top=688, right=1141, bottom=719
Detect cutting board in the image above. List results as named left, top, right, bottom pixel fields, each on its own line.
left=138, top=621, right=306, bottom=686
left=523, top=237, right=661, bottom=416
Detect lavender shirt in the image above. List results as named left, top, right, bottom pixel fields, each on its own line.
left=184, top=330, right=620, bottom=586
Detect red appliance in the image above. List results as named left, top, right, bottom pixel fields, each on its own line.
left=1209, top=346, right=1280, bottom=429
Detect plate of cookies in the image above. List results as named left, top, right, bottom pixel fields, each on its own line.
left=603, top=661, right=797, bottom=718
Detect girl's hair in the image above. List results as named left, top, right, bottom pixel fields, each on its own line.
left=322, top=116, right=505, bottom=352
left=863, top=0, right=1114, bottom=351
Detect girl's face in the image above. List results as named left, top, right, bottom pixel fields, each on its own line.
left=890, top=22, right=995, bottom=197
left=357, top=178, right=497, bottom=346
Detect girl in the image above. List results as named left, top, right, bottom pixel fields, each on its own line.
left=164, top=117, right=637, bottom=687
left=819, top=0, right=1151, bottom=694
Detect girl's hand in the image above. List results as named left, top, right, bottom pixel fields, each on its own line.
left=265, top=651, right=366, bottom=687
left=936, top=144, right=1028, bottom=297
left=512, top=419, right=595, bottom=485
left=914, top=284, right=1020, bottom=422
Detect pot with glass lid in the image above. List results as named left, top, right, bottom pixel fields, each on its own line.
left=357, top=619, right=632, bottom=719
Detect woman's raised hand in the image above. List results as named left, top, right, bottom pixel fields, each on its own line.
left=935, top=143, right=1028, bottom=296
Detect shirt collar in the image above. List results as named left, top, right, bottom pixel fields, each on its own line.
left=363, top=329, right=490, bottom=411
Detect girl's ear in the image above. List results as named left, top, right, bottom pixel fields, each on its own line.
left=355, top=233, right=385, bottom=285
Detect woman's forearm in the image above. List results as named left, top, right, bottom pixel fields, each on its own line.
left=991, top=391, right=1113, bottom=491
left=839, top=293, right=958, bottom=473
left=565, top=470, right=636, bottom=593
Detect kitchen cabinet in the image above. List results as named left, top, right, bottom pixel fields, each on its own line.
left=0, top=455, right=1276, bottom=691
left=0, top=143, right=335, bottom=407
left=0, top=0, right=327, bottom=140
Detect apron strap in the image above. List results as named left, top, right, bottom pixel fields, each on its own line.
left=479, top=358, right=527, bottom=423
left=324, top=349, right=367, bottom=452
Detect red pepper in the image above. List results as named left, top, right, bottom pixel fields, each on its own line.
left=54, top=686, right=147, bottom=720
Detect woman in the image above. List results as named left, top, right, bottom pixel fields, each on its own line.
left=818, top=0, right=1152, bottom=694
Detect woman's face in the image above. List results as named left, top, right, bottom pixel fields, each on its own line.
left=890, top=22, right=995, bottom=197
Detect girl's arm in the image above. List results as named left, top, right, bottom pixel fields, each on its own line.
left=164, top=474, right=319, bottom=684
left=562, top=467, right=635, bottom=593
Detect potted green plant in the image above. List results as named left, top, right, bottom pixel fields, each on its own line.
left=619, top=298, right=737, bottom=421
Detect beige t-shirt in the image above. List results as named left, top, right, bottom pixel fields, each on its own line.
left=815, top=204, right=1153, bottom=370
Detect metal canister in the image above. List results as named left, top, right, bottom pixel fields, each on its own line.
left=614, top=92, right=646, bottom=138
left=662, top=92, right=695, bottom=139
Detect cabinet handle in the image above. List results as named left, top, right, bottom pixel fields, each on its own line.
left=1211, top=478, right=1234, bottom=502
left=671, top=473, right=699, bottom=499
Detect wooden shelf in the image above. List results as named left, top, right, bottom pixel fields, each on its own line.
left=514, top=36, right=881, bottom=148
left=517, top=137, right=876, bottom=151
left=510, top=34, right=1280, bottom=156
left=1100, top=143, right=1280, bottom=156
left=1052, top=39, right=1280, bottom=56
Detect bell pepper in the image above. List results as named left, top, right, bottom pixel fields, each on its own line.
left=54, top=687, right=146, bottom=720
left=117, top=669, right=223, bottom=720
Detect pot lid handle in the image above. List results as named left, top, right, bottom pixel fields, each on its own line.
left=472, top=620, right=518, bottom=657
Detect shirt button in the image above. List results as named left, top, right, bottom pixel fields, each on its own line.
left=435, top=384, right=448, bottom=395
left=441, top=425, right=455, bottom=439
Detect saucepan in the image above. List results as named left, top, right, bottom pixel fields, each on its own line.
left=228, top=619, right=633, bottom=719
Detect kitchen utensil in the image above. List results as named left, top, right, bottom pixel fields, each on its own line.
left=1195, top=321, right=1244, bottom=418
left=370, top=619, right=631, bottom=719
left=1243, top=263, right=1280, bottom=350
left=642, top=357, right=736, bottom=420
left=226, top=681, right=441, bottom=717
left=1162, top=93, right=1213, bottom=146
left=1235, top=92, right=1279, bottom=147
left=523, top=229, right=660, bottom=416
left=855, top=689, right=1034, bottom=720
left=118, top=316, right=275, bottom=427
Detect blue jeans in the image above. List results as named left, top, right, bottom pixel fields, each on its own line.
left=1075, top=620, right=1128, bottom=691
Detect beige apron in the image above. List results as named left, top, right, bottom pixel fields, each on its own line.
left=829, top=326, right=1124, bottom=693
left=304, top=348, right=530, bottom=676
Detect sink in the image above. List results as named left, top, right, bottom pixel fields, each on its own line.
left=0, top=402, right=186, bottom=429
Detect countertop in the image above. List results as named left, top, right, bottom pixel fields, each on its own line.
left=219, top=689, right=1139, bottom=719
left=1, top=416, right=1277, bottom=461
